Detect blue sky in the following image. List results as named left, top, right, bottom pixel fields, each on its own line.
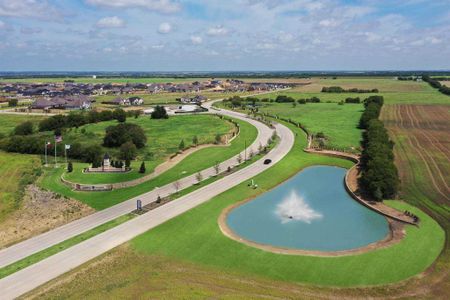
left=0, top=0, right=449, bottom=71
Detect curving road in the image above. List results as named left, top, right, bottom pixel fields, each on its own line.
left=0, top=103, right=295, bottom=299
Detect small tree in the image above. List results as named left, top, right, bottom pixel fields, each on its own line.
left=258, top=142, right=263, bottom=153
left=120, top=141, right=137, bottom=161
left=179, top=139, right=185, bottom=151
left=139, top=161, right=146, bottom=173
left=215, top=134, right=222, bottom=144
left=237, top=153, right=242, bottom=164
left=113, top=108, right=127, bottom=123
left=173, top=180, right=181, bottom=193
left=14, top=121, right=34, bottom=136
left=151, top=105, right=169, bottom=119
left=249, top=149, right=254, bottom=159
left=195, top=172, right=203, bottom=184
left=8, top=99, right=18, bottom=107
left=271, top=130, right=277, bottom=141
left=67, top=161, right=73, bottom=173
left=192, top=135, right=199, bottom=146
left=214, top=161, right=220, bottom=176
left=125, top=159, right=131, bottom=168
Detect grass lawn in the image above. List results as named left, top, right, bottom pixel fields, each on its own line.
left=0, top=213, right=134, bottom=279
left=130, top=122, right=444, bottom=287
left=0, top=152, right=40, bottom=222
left=61, top=114, right=233, bottom=184
left=39, top=118, right=258, bottom=210
left=0, top=114, right=45, bottom=136
left=256, top=102, right=364, bottom=150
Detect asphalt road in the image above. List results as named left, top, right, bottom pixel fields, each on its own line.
left=0, top=104, right=295, bottom=299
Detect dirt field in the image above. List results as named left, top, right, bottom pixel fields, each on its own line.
left=0, top=185, right=94, bottom=249
left=382, top=104, right=449, bottom=204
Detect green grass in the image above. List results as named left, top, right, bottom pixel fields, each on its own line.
left=130, top=122, right=444, bottom=286
left=0, top=114, right=45, bottom=136
left=0, top=152, right=40, bottom=222
left=256, top=102, right=364, bottom=150
left=61, top=114, right=233, bottom=184
left=0, top=213, right=134, bottom=279
left=39, top=118, right=258, bottom=210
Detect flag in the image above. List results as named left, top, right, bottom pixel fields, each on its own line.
left=46, top=142, right=51, bottom=147
left=55, top=135, right=62, bottom=143
left=65, top=144, right=71, bottom=150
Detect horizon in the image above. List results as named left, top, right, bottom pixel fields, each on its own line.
left=1, top=1, right=449, bottom=71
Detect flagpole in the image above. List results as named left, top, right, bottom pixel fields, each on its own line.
left=54, top=137, right=57, bottom=168
left=44, top=141, right=48, bottom=167
left=65, top=145, right=67, bottom=166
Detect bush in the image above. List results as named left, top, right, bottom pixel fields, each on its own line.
left=14, top=121, right=34, bottom=136
left=139, top=161, right=146, bottom=173
left=179, top=139, right=185, bottom=150
left=67, top=161, right=73, bottom=173
left=103, top=123, right=146, bottom=148
left=119, top=141, right=137, bottom=161
left=8, top=99, right=18, bottom=107
left=151, top=105, right=168, bottom=119
left=113, top=108, right=127, bottom=123
left=275, top=95, right=295, bottom=103
left=84, top=144, right=103, bottom=167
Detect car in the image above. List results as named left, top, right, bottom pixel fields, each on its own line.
left=263, top=159, right=272, bottom=165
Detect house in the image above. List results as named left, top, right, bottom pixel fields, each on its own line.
left=177, top=95, right=208, bottom=104
left=128, top=96, right=144, bottom=106
left=107, top=97, right=130, bottom=106
left=30, top=95, right=92, bottom=110
left=30, top=98, right=54, bottom=110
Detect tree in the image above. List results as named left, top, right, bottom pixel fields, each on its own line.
left=84, top=145, right=103, bottom=167
left=192, top=135, right=198, bottom=146
left=214, top=161, right=220, bottom=176
left=215, top=134, right=222, bottom=144
left=125, top=159, right=131, bottom=168
left=151, top=105, right=169, bottom=119
left=249, top=149, right=254, bottom=158
left=179, top=139, right=185, bottom=151
left=14, top=121, right=33, bottom=136
left=120, top=141, right=137, bottom=161
left=103, top=123, right=146, bottom=148
left=237, top=153, right=242, bottom=164
left=139, top=161, right=146, bottom=173
left=67, top=161, right=73, bottom=173
left=8, top=99, right=18, bottom=107
left=113, top=108, right=127, bottom=123
left=173, top=180, right=181, bottom=193
left=258, top=142, right=263, bottom=153
left=195, top=172, right=203, bottom=184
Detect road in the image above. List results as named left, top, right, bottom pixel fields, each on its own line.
left=0, top=103, right=295, bottom=299
left=0, top=106, right=270, bottom=268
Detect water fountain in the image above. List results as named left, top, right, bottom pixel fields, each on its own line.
left=275, top=190, right=323, bottom=224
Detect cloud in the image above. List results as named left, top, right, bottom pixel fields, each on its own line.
left=20, top=27, right=42, bottom=34
left=207, top=25, right=229, bottom=36
left=0, top=20, right=5, bottom=29
left=85, top=0, right=181, bottom=14
left=96, top=16, right=126, bottom=28
left=157, top=22, right=172, bottom=34
left=0, top=0, right=62, bottom=21
left=190, top=35, right=202, bottom=45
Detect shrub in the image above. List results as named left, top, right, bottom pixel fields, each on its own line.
left=113, top=108, right=127, bottom=123
left=119, top=141, right=138, bottom=161
left=14, top=121, right=34, bottom=136
left=139, top=161, right=146, bottom=173
left=8, top=99, right=18, bottom=107
left=67, top=162, right=73, bottom=173
left=151, top=106, right=168, bottom=119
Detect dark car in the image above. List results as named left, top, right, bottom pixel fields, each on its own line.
left=263, top=159, right=272, bottom=165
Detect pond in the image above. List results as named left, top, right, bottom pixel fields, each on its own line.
left=226, top=166, right=389, bottom=252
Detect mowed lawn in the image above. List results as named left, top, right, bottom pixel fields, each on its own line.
left=257, top=102, right=364, bottom=150
left=0, top=114, right=45, bottom=136
left=130, top=122, right=444, bottom=287
left=0, top=152, right=40, bottom=222
left=62, top=114, right=233, bottom=184
left=39, top=118, right=258, bottom=210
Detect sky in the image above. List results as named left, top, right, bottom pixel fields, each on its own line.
left=0, top=0, right=449, bottom=71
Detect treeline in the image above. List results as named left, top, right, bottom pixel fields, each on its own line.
left=38, top=108, right=139, bottom=132
left=422, top=75, right=450, bottom=96
left=358, top=96, right=399, bottom=201
left=223, top=95, right=321, bottom=107
left=322, top=86, right=379, bottom=93
left=345, top=97, right=361, bottom=103
left=397, top=76, right=421, bottom=81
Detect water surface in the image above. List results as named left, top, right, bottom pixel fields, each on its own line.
left=226, top=166, right=389, bottom=251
